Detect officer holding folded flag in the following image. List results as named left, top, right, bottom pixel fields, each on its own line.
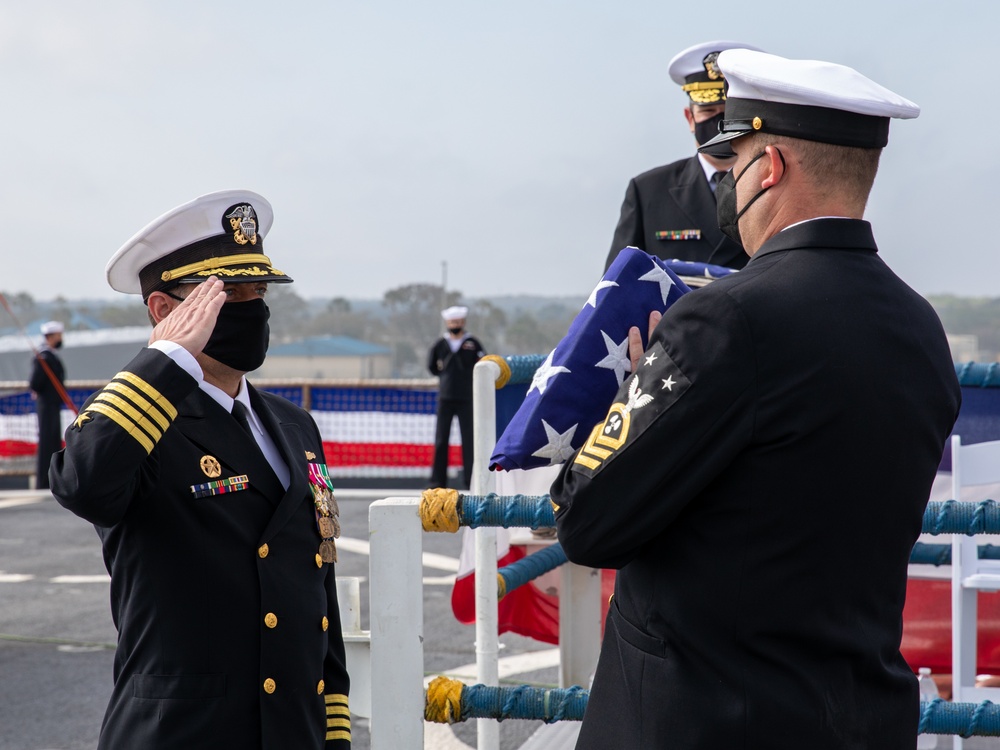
left=556, top=51, right=960, bottom=749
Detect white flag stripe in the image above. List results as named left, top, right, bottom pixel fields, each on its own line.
left=311, top=411, right=462, bottom=445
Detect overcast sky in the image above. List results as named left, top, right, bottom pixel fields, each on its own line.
left=0, top=1, right=991, bottom=305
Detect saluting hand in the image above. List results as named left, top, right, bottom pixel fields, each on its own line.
left=628, top=310, right=662, bottom=374
left=149, top=277, right=227, bottom=357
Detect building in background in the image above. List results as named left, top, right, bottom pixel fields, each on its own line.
left=255, top=335, right=392, bottom=379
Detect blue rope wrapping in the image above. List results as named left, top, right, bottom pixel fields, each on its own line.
left=920, top=699, right=1000, bottom=737
left=922, top=501, right=1000, bottom=535
left=450, top=686, right=999, bottom=734
left=505, top=355, right=548, bottom=386
left=955, top=362, right=1000, bottom=387
left=459, top=494, right=555, bottom=529
left=498, top=544, right=568, bottom=598
left=460, top=684, right=589, bottom=723
left=909, top=542, right=1000, bottom=566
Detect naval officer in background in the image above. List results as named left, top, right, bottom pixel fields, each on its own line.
left=49, top=190, right=350, bottom=749
left=557, top=51, right=960, bottom=749
left=29, top=320, right=66, bottom=489
left=428, top=305, right=486, bottom=489
left=605, top=40, right=763, bottom=272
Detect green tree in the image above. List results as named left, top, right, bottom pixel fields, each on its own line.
left=383, top=284, right=463, bottom=373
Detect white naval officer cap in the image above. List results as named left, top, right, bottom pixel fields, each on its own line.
left=106, top=189, right=293, bottom=301
left=40, top=321, right=64, bottom=335
left=668, top=40, right=765, bottom=105
left=699, top=49, right=919, bottom=155
left=441, top=306, right=469, bottom=320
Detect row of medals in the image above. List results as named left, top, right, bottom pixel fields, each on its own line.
left=313, top=483, right=341, bottom=563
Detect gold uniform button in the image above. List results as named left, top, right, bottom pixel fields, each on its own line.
left=258, top=544, right=269, bottom=559
left=321, top=616, right=329, bottom=632
left=315, top=553, right=323, bottom=568
left=264, top=612, right=278, bottom=629
left=317, top=680, right=325, bottom=694
left=263, top=678, right=276, bottom=694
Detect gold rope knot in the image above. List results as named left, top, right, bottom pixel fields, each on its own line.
left=425, top=676, right=464, bottom=723
left=420, top=488, right=461, bottom=533
left=481, top=354, right=512, bottom=389
left=497, top=572, right=507, bottom=601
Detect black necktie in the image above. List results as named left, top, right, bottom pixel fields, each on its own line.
left=232, top=400, right=254, bottom=438
left=710, top=171, right=726, bottom=197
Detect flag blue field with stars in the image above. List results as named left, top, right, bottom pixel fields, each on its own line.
left=490, top=249, right=730, bottom=471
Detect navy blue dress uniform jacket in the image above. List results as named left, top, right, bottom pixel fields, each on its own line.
left=555, top=219, right=960, bottom=749
left=427, top=336, right=486, bottom=401
left=605, top=156, right=747, bottom=272
left=50, top=348, right=350, bottom=750
left=30, top=345, right=65, bottom=488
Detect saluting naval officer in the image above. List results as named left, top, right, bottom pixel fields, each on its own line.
left=605, top=40, right=763, bottom=273
left=556, top=51, right=961, bottom=749
left=49, top=190, right=351, bottom=749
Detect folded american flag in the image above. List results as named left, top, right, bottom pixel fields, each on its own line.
left=490, top=249, right=730, bottom=471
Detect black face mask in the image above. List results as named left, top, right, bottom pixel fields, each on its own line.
left=447, top=326, right=464, bottom=335
left=202, top=299, right=271, bottom=372
left=693, top=111, right=725, bottom=146
left=716, top=148, right=784, bottom=246
left=53, top=340, right=63, bottom=349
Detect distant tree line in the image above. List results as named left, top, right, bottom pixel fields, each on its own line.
left=1, top=284, right=583, bottom=378
left=6, top=288, right=992, bottom=378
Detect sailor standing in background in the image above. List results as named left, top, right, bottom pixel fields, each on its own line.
left=605, top=40, right=763, bottom=272
left=29, top=320, right=65, bottom=489
left=49, top=190, right=350, bottom=749
left=428, top=305, right=485, bottom=489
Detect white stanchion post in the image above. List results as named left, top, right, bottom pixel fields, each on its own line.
left=473, top=359, right=500, bottom=750
left=369, top=498, right=424, bottom=750
left=337, top=577, right=372, bottom=719
left=559, top=562, right=602, bottom=688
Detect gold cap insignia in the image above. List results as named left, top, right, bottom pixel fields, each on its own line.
left=224, top=203, right=259, bottom=246
left=703, top=52, right=723, bottom=81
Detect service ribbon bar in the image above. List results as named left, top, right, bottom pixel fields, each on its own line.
left=190, top=474, right=250, bottom=499
left=308, top=462, right=334, bottom=492
left=655, top=229, right=701, bottom=241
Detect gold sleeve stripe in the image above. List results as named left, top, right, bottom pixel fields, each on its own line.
left=326, top=705, right=350, bottom=716
left=112, top=371, right=178, bottom=419
left=84, top=403, right=155, bottom=454
left=574, top=454, right=602, bottom=470
left=325, top=693, right=349, bottom=705
left=326, top=717, right=351, bottom=728
left=94, top=393, right=164, bottom=442
left=103, top=381, right=172, bottom=431
left=326, top=730, right=351, bottom=741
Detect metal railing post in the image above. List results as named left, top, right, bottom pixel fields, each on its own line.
left=473, top=359, right=500, bottom=750
left=369, top=498, right=424, bottom=750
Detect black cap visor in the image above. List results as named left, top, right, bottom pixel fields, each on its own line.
left=698, top=118, right=756, bottom=157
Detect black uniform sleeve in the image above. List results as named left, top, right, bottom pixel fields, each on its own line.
left=428, top=339, right=445, bottom=376
left=49, top=348, right=198, bottom=528
left=307, top=427, right=352, bottom=749
left=29, top=351, right=56, bottom=395
left=553, top=289, right=756, bottom=569
left=605, top=178, right=644, bottom=272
